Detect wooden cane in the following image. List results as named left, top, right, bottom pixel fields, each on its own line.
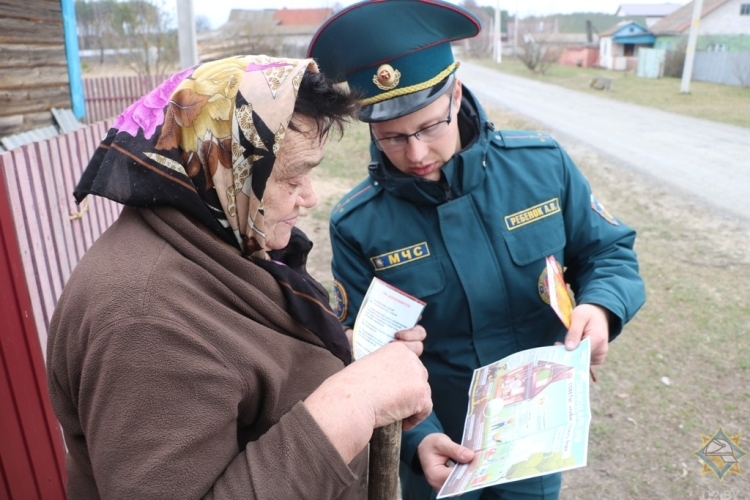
left=368, top=421, right=402, bottom=500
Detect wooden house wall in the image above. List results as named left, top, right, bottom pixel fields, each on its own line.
left=0, top=0, right=71, bottom=137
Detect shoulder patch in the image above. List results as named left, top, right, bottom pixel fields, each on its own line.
left=493, top=130, right=558, bottom=149
left=591, top=194, right=620, bottom=226
left=330, top=178, right=381, bottom=223
left=332, top=280, right=348, bottom=322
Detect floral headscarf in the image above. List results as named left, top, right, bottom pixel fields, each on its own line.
left=76, top=55, right=351, bottom=364
left=77, top=55, right=316, bottom=258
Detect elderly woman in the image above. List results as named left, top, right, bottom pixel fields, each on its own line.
left=46, top=56, right=431, bottom=500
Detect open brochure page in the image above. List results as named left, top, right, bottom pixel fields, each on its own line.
left=437, top=338, right=591, bottom=498
left=351, top=277, right=426, bottom=360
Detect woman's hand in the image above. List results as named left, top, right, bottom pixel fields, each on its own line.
left=304, top=342, right=432, bottom=462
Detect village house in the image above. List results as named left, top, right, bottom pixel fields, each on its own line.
left=598, top=20, right=655, bottom=70
left=615, top=3, right=682, bottom=26
left=198, top=8, right=333, bottom=62
left=652, top=0, right=750, bottom=85
left=651, top=0, right=750, bottom=52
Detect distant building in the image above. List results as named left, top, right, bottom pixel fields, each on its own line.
left=615, top=3, right=683, bottom=27
left=599, top=20, right=655, bottom=69
left=651, top=0, right=750, bottom=86
left=651, top=0, right=750, bottom=52
left=198, top=8, right=334, bottom=62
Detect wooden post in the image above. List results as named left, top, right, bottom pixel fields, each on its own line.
left=368, top=421, right=402, bottom=500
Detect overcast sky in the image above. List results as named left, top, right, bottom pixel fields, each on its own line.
left=193, top=0, right=683, bottom=30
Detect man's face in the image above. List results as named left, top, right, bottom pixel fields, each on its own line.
left=369, top=80, right=463, bottom=182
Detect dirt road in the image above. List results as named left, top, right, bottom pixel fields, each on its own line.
left=458, top=61, right=750, bottom=224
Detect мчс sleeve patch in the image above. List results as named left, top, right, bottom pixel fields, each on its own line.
left=591, top=194, right=620, bottom=226
left=332, top=279, right=348, bottom=322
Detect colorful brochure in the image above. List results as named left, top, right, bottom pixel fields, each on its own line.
left=351, top=277, right=426, bottom=360
left=546, top=255, right=573, bottom=328
left=437, top=339, right=592, bottom=498
left=438, top=255, right=590, bottom=498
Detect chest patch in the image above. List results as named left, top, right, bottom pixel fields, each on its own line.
left=505, top=198, right=560, bottom=230
left=370, top=242, right=430, bottom=271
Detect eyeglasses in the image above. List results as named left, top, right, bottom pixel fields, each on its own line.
left=372, top=94, right=453, bottom=153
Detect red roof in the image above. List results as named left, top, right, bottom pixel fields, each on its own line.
left=273, top=8, right=333, bottom=26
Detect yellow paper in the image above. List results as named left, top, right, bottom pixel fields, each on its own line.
left=546, top=255, right=573, bottom=328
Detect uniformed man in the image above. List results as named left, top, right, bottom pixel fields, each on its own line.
left=308, top=1, right=646, bottom=499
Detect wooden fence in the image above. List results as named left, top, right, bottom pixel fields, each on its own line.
left=83, top=74, right=168, bottom=124
left=0, top=120, right=122, bottom=353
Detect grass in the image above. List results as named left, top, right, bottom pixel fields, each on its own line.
left=475, top=58, right=750, bottom=128
left=298, top=102, right=750, bottom=498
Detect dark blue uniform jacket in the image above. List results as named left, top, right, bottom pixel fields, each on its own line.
left=329, top=86, right=646, bottom=470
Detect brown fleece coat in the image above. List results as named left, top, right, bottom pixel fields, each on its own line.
left=47, top=206, right=368, bottom=499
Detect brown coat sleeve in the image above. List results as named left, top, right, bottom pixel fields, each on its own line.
left=70, top=316, right=357, bottom=500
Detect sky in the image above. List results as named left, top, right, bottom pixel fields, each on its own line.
left=193, top=0, right=684, bottom=30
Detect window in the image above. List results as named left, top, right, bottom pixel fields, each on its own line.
left=741, top=3, right=750, bottom=15
left=708, top=43, right=727, bottom=52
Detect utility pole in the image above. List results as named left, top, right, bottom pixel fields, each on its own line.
left=494, top=0, right=502, bottom=63
left=176, top=0, right=199, bottom=69
left=680, top=0, right=704, bottom=94
left=513, top=0, right=519, bottom=58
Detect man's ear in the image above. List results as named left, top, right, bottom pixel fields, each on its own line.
left=452, top=77, right=463, bottom=106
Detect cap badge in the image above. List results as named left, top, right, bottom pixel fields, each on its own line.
left=373, top=64, right=401, bottom=91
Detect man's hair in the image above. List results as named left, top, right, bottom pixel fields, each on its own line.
left=291, top=70, right=362, bottom=142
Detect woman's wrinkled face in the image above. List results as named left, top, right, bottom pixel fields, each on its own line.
left=262, top=115, right=323, bottom=250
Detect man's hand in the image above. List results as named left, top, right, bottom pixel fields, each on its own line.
left=417, top=433, right=475, bottom=492
left=343, top=325, right=426, bottom=356
left=393, top=324, right=426, bottom=356
left=563, top=303, right=610, bottom=365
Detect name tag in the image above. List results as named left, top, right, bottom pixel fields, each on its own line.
left=370, top=242, right=430, bottom=270
left=505, top=198, right=561, bottom=230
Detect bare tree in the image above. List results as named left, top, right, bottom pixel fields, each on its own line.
left=461, top=0, right=492, bottom=57
left=75, top=0, right=118, bottom=64
left=663, top=39, right=687, bottom=78
left=518, top=32, right=560, bottom=75
left=110, top=0, right=178, bottom=77
left=76, top=0, right=178, bottom=77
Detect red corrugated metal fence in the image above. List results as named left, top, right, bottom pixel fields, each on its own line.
left=0, top=121, right=121, bottom=347
left=83, top=75, right=168, bottom=124
left=0, top=120, right=122, bottom=500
